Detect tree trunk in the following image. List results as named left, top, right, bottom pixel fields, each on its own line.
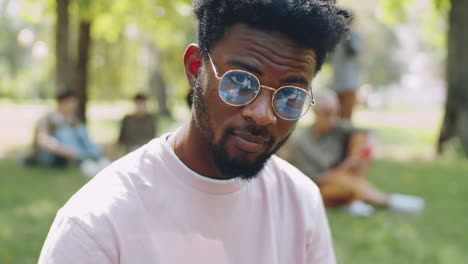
left=437, top=0, right=468, bottom=156
left=152, top=68, right=171, bottom=117
left=55, top=0, right=70, bottom=92
left=148, top=44, right=171, bottom=117
left=73, top=21, right=92, bottom=123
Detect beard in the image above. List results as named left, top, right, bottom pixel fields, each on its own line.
left=210, top=127, right=291, bottom=181
left=191, top=75, right=292, bottom=181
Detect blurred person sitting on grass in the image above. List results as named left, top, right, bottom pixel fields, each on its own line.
left=118, top=93, right=156, bottom=153
left=24, top=89, right=109, bottom=176
left=279, top=91, right=425, bottom=216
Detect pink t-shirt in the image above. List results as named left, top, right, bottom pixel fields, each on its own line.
left=39, top=133, right=336, bottom=264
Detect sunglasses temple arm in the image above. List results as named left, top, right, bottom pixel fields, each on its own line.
left=207, top=53, right=222, bottom=80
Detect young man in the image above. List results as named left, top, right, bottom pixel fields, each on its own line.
left=118, top=93, right=156, bottom=152
left=282, top=91, right=425, bottom=216
left=39, top=1, right=350, bottom=263
left=28, top=90, right=109, bottom=176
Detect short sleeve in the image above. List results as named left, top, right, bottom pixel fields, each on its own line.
left=38, top=212, right=114, bottom=264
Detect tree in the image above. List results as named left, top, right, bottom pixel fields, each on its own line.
left=55, top=0, right=71, bottom=92
left=68, top=0, right=193, bottom=121
left=379, top=0, right=468, bottom=156
left=147, top=43, right=171, bottom=117
left=437, top=0, right=468, bottom=155
left=73, top=21, right=92, bottom=122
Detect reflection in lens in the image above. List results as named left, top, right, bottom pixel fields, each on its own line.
left=219, top=71, right=259, bottom=106
left=273, top=87, right=311, bottom=120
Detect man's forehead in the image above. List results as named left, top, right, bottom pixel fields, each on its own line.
left=213, top=24, right=317, bottom=75
left=219, top=24, right=315, bottom=57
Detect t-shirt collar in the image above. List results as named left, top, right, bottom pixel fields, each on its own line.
left=159, top=131, right=246, bottom=195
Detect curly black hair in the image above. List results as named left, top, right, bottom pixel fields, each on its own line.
left=193, top=0, right=351, bottom=73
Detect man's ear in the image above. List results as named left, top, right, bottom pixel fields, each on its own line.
left=183, top=44, right=202, bottom=89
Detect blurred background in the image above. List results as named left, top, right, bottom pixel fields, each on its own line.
left=0, top=0, right=467, bottom=263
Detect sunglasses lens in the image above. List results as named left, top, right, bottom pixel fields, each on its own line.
left=273, top=87, right=311, bottom=120
left=219, top=71, right=260, bottom=106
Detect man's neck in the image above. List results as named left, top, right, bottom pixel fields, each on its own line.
left=173, top=121, right=226, bottom=180
left=134, top=111, right=147, bottom=118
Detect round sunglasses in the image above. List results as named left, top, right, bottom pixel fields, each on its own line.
left=207, top=54, right=314, bottom=121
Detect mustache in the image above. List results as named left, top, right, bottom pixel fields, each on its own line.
left=229, top=124, right=273, bottom=143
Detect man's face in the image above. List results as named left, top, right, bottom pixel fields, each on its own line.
left=192, top=24, right=317, bottom=180
left=313, top=101, right=339, bottom=132
left=60, top=96, right=78, bottom=115
left=135, top=99, right=147, bottom=115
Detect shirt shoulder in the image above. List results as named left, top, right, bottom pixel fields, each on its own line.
left=121, top=114, right=132, bottom=123
left=59, top=138, right=165, bottom=241
left=38, top=211, right=114, bottom=264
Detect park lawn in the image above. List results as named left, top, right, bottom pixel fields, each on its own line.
left=0, top=161, right=88, bottom=264
left=0, top=158, right=467, bottom=264
left=329, top=158, right=468, bottom=264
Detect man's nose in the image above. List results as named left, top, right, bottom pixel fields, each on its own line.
left=240, top=88, right=277, bottom=127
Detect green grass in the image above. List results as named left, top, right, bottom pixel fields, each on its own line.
left=330, top=159, right=468, bottom=264
left=0, top=161, right=88, bottom=263
left=0, top=158, right=467, bottom=263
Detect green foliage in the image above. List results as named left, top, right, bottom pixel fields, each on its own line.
left=0, top=0, right=55, bottom=99
left=378, top=0, right=449, bottom=49
left=0, top=0, right=194, bottom=102
left=2, top=0, right=450, bottom=101
left=82, top=0, right=194, bottom=102
left=378, top=0, right=415, bottom=25
left=360, top=23, right=402, bottom=86
left=335, top=0, right=405, bottom=86
left=433, top=0, right=450, bottom=12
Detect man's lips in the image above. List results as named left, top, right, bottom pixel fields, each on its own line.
left=231, top=131, right=270, bottom=153
left=234, top=131, right=269, bottom=144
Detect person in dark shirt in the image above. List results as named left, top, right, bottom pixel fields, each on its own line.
left=118, top=93, right=156, bottom=152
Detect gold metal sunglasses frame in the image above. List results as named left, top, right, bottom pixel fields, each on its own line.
left=207, top=53, right=314, bottom=121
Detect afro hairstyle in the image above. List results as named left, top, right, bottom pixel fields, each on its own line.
left=193, top=0, right=351, bottom=73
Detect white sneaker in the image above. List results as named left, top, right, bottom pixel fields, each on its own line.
left=347, top=200, right=375, bottom=216
left=80, top=158, right=111, bottom=178
left=389, top=194, right=425, bottom=213
left=97, top=157, right=111, bottom=170
left=80, top=159, right=99, bottom=178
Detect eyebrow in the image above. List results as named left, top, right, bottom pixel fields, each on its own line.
left=226, top=59, right=310, bottom=87
left=281, top=76, right=309, bottom=86
left=226, top=59, right=263, bottom=75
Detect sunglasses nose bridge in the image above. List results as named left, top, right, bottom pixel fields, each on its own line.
left=240, top=87, right=277, bottom=126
